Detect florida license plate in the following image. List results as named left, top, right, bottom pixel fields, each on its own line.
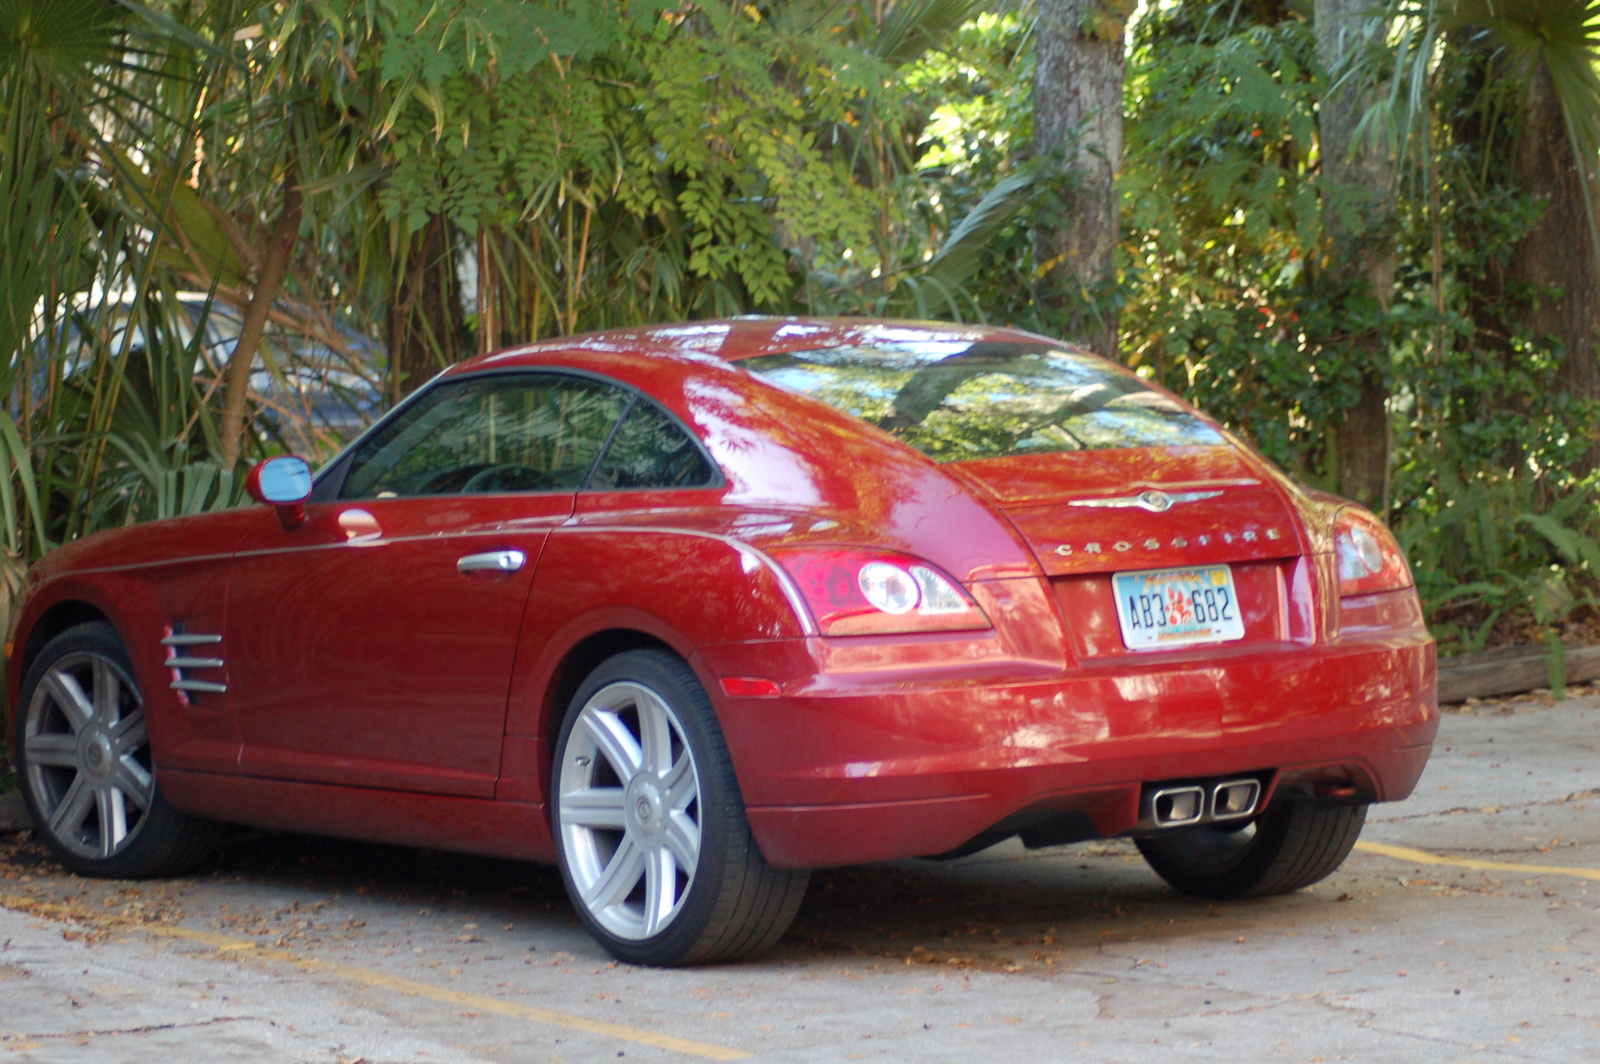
left=1113, top=565, right=1245, bottom=649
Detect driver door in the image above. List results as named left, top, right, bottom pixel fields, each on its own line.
left=224, top=371, right=631, bottom=797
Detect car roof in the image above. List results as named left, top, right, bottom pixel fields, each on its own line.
left=447, top=317, right=1061, bottom=378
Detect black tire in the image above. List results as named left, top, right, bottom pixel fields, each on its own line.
left=551, top=649, right=808, bottom=966
left=1135, top=800, right=1367, bottom=899
left=14, top=621, right=223, bottom=878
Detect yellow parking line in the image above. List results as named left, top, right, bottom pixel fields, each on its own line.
left=146, top=926, right=751, bottom=1060
left=1354, top=840, right=1600, bottom=883
left=0, top=896, right=749, bottom=1060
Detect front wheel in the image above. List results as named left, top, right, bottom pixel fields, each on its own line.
left=552, top=649, right=808, bottom=966
left=1135, top=800, right=1367, bottom=899
left=15, top=621, right=223, bottom=878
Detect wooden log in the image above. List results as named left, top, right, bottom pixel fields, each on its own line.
left=1436, top=644, right=1600, bottom=704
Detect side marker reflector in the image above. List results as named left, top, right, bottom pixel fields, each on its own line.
left=719, top=677, right=782, bottom=699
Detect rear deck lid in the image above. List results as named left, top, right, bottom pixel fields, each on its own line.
left=956, top=446, right=1304, bottom=576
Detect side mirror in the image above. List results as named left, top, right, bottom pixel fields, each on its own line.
left=247, top=455, right=313, bottom=530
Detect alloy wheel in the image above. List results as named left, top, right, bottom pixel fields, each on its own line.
left=556, top=680, right=702, bottom=940
left=22, top=650, right=154, bottom=860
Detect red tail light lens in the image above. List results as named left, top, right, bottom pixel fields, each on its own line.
left=769, top=548, right=992, bottom=636
left=1333, top=508, right=1412, bottom=595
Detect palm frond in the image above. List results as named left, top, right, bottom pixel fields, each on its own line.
left=873, top=0, right=986, bottom=66
left=924, top=168, right=1040, bottom=287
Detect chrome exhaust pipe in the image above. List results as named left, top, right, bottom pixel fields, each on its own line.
left=1210, top=778, right=1261, bottom=821
left=1150, top=785, right=1206, bottom=827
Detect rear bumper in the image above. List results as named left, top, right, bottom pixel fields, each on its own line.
left=700, top=632, right=1437, bottom=869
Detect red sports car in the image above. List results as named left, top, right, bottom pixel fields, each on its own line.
left=5, top=319, right=1436, bottom=965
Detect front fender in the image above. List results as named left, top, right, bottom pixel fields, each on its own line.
left=6, top=564, right=240, bottom=778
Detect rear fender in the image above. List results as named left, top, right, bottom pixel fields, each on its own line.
left=498, top=526, right=807, bottom=802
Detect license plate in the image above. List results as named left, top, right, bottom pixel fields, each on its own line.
left=1113, top=565, right=1245, bottom=649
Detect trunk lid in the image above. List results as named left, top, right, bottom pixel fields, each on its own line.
left=953, top=445, right=1322, bottom=658
left=953, top=444, right=1308, bottom=576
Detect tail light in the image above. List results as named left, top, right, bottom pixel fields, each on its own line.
left=769, top=548, right=992, bottom=636
left=1333, top=508, right=1412, bottom=595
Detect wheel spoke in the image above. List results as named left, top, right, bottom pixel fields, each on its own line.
left=42, top=671, right=94, bottom=732
left=560, top=787, right=628, bottom=831
left=662, top=750, right=695, bottom=811
left=582, top=711, right=643, bottom=781
left=583, top=835, right=646, bottom=910
left=111, top=708, right=147, bottom=753
left=662, top=811, right=700, bottom=876
left=92, top=657, right=122, bottom=725
left=636, top=690, right=675, bottom=776
left=113, top=757, right=155, bottom=809
left=641, top=848, right=677, bottom=937
left=23, top=732, right=77, bottom=768
left=96, top=786, right=127, bottom=857
left=48, top=776, right=94, bottom=840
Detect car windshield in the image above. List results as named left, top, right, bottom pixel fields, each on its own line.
left=738, top=341, right=1225, bottom=462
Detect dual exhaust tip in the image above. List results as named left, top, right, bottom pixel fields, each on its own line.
left=1146, top=778, right=1262, bottom=829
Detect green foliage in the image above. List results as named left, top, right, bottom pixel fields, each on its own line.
left=1112, top=0, right=1600, bottom=651
left=1123, top=9, right=1332, bottom=478
left=374, top=1, right=894, bottom=314
left=0, top=0, right=245, bottom=570
left=377, top=0, right=624, bottom=84
left=1389, top=326, right=1600, bottom=652
left=5, top=0, right=1600, bottom=662
left=1378, top=0, right=1600, bottom=228
left=820, top=9, right=1041, bottom=324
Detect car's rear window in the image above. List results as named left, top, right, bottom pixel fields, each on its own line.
left=738, top=341, right=1225, bottom=462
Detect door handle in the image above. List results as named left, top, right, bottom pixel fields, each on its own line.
left=457, top=549, right=528, bottom=574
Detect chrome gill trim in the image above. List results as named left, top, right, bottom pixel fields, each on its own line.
left=171, top=679, right=228, bottom=694
left=161, top=633, right=222, bottom=646
left=1068, top=489, right=1223, bottom=513
left=163, top=630, right=226, bottom=696
left=164, top=655, right=224, bottom=669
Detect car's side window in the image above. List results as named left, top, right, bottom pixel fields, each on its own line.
left=340, top=374, right=629, bottom=499
left=588, top=399, right=716, bottom=490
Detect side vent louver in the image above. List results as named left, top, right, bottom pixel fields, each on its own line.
left=162, top=627, right=226, bottom=699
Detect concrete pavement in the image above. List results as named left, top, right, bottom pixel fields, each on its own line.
left=1, top=692, right=1596, bottom=1062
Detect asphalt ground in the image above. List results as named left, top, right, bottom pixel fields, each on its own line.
left=1, top=692, right=1597, bottom=1064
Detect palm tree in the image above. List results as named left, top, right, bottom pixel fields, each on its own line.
left=0, top=0, right=244, bottom=562
left=1377, top=0, right=1600, bottom=470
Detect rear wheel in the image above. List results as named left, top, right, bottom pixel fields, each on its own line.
left=1135, top=800, right=1366, bottom=899
left=552, top=649, right=808, bottom=965
left=15, top=622, right=222, bottom=878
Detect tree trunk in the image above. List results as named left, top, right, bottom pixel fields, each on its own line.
left=1033, top=0, right=1126, bottom=360
left=387, top=215, right=463, bottom=403
left=1315, top=0, right=1397, bottom=512
left=1510, top=58, right=1600, bottom=474
left=218, top=166, right=302, bottom=469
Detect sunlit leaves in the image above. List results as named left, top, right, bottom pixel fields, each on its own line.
left=373, top=2, right=889, bottom=308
